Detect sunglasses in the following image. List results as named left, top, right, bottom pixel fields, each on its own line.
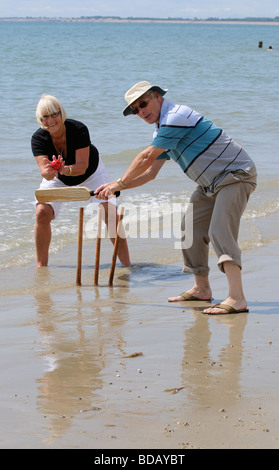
left=131, top=98, right=151, bottom=115
left=40, top=112, right=61, bottom=123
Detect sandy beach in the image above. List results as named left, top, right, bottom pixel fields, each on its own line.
left=1, top=234, right=279, bottom=449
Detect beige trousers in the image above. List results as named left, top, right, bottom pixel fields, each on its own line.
left=181, top=167, right=257, bottom=276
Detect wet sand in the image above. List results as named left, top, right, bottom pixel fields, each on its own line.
left=0, top=238, right=279, bottom=449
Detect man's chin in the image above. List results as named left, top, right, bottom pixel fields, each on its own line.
left=144, top=114, right=156, bottom=124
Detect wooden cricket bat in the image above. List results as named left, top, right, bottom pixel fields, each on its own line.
left=35, top=187, right=120, bottom=203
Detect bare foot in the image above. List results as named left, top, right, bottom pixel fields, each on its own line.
left=121, top=261, right=131, bottom=267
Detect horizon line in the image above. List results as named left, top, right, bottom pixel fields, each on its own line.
left=1, top=15, right=279, bottom=21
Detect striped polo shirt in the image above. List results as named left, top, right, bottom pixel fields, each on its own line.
left=152, top=100, right=255, bottom=192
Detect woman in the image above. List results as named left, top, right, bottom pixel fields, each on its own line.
left=32, top=94, right=130, bottom=268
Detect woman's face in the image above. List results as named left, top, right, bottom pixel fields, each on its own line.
left=40, top=111, right=63, bottom=135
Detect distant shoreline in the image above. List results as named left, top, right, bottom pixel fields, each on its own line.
left=1, top=17, right=279, bottom=25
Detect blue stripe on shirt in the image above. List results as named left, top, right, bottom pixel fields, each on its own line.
left=153, top=117, right=222, bottom=172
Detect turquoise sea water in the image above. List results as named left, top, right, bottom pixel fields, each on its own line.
left=0, top=20, right=278, bottom=275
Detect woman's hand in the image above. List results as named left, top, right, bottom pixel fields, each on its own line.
left=45, top=155, right=64, bottom=178
left=44, top=157, right=58, bottom=179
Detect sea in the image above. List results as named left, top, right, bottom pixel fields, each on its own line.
left=0, top=20, right=278, bottom=294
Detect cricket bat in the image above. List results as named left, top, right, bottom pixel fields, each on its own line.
left=35, top=186, right=120, bottom=203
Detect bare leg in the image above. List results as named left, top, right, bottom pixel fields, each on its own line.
left=35, top=203, right=54, bottom=267
left=203, top=261, right=247, bottom=314
left=168, top=275, right=212, bottom=302
left=102, top=202, right=131, bottom=267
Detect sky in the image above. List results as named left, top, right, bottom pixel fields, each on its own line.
left=0, top=0, right=278, bottom=19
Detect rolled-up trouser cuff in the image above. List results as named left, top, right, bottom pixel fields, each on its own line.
left=182, top=265, right=210, bottom=277
left=218, top=254, right=242, bottom=273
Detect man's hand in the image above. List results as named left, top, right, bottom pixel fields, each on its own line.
left=94, top=181, right=119, bottom=199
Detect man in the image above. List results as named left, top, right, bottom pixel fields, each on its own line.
left=95, top=81, right=257, bottom=315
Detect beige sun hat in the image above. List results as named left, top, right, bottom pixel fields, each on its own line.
left=123, top=81, right=168, bottom=116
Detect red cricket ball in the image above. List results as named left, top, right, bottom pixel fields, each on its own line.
left=50, top=158, right=61, bottom=170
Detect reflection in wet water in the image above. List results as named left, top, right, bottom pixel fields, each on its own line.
left=33, top=268, right=131, bottom=441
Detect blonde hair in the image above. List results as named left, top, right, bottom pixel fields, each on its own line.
left=36, top=94, right=67, bottom=129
